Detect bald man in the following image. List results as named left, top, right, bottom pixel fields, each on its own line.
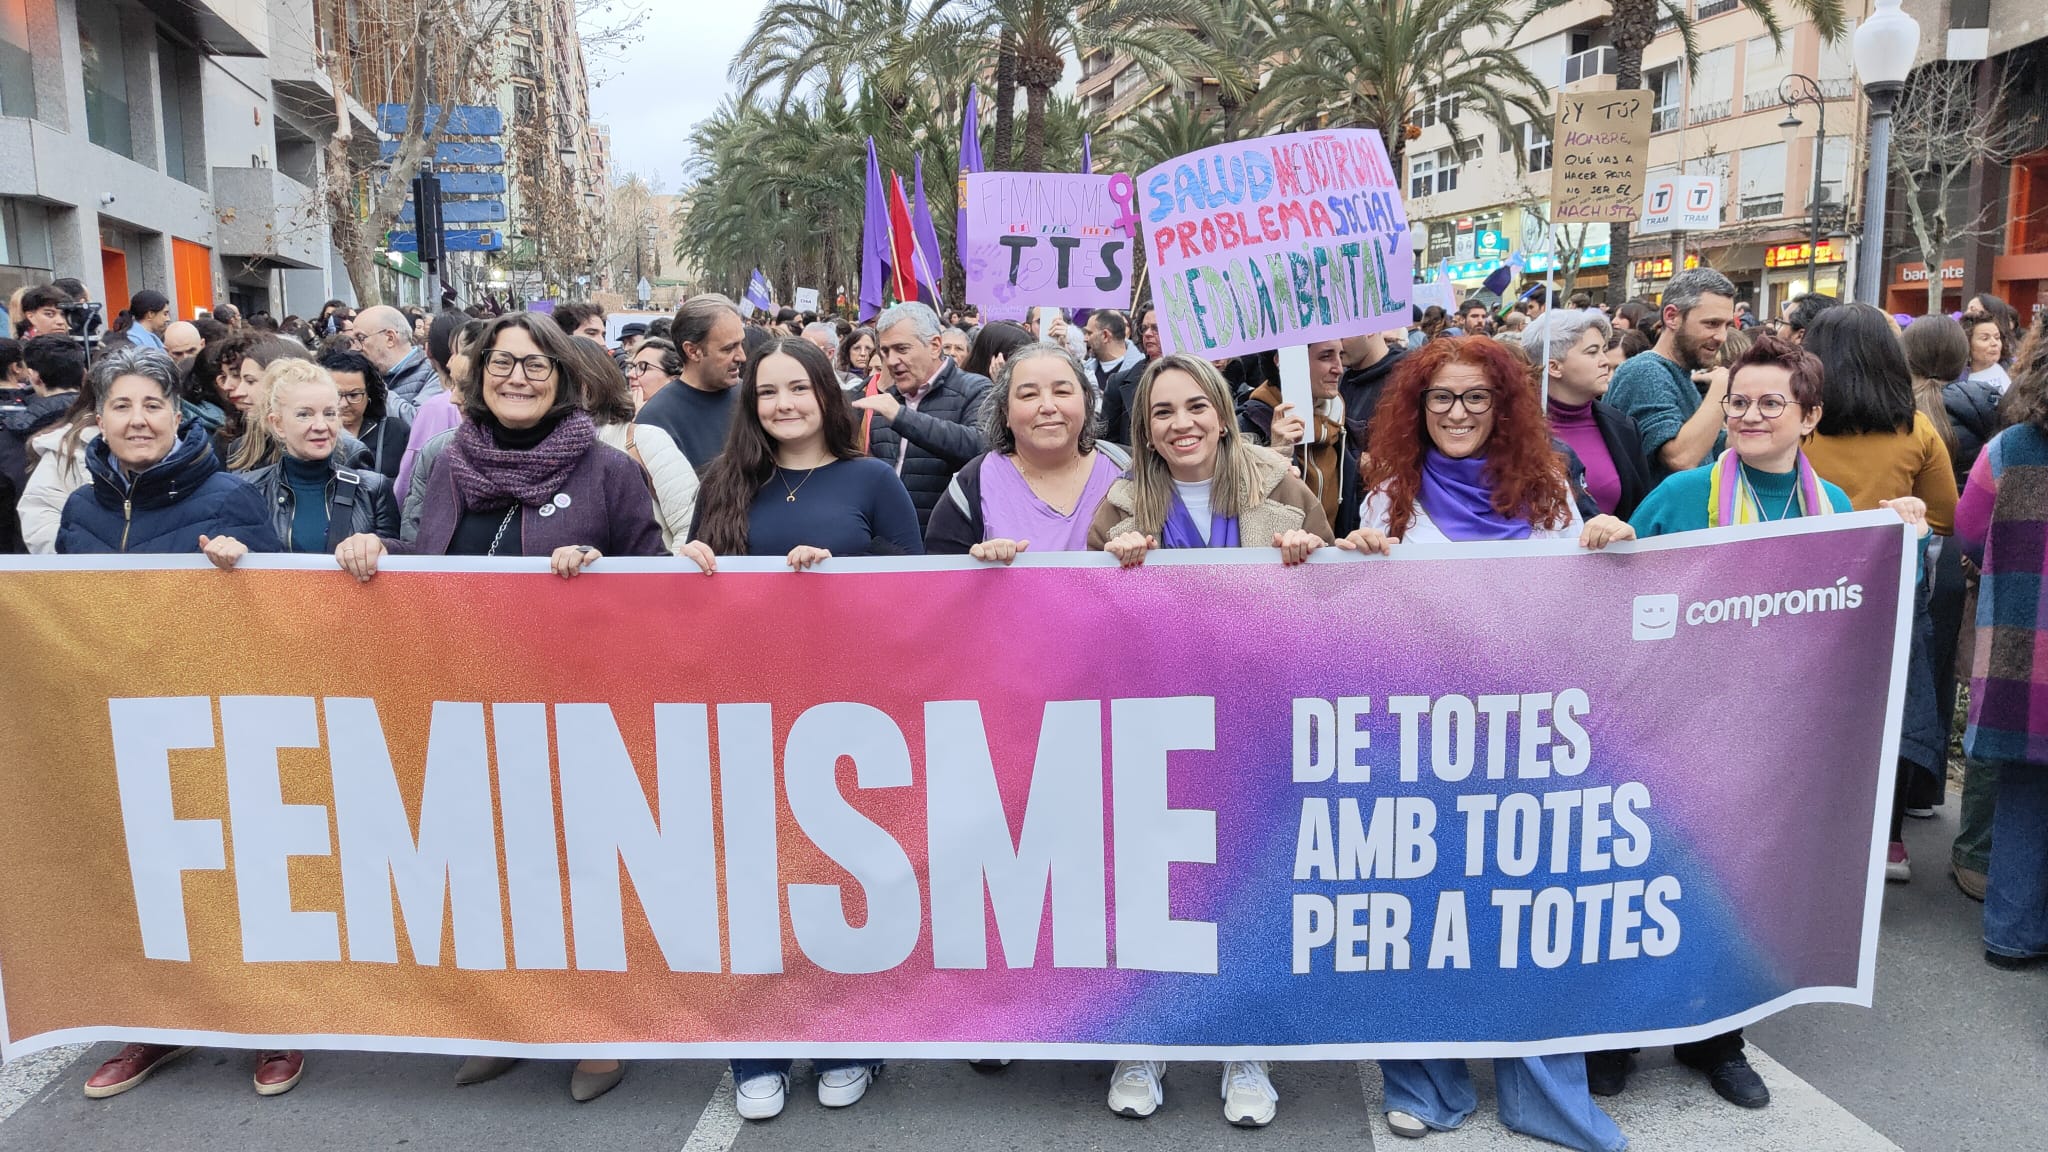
left=353, top=304, right=438, bottom=421
left=163, top=321, right=203, bottom=374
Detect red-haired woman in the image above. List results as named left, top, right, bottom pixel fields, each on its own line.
left=1339, top=336, right=1635, bottom=555
left=1344, top=336, right=1631, bottom=1152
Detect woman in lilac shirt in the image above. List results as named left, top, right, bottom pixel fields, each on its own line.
left=924, top=342, right=1129, bottom=559
left=1521, top=309, right=1653, bottom=519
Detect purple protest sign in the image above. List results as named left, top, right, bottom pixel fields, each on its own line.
left=1138, top=129, right=1415, bottom=360
left=962, top=172, right=1136, bottom=313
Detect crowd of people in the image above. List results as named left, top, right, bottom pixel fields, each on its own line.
left=3, top=269, right=2041, bottom=1152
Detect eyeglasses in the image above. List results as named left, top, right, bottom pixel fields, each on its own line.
left=336, top=389, right=368, bottom=405
left=1423, top=387, right=1493, bottom=414
left=624, top=361, right=662, bottom=377
left=1722, top=394, right=1791, bottom=419
left=484, top=351, right=558, bottom=381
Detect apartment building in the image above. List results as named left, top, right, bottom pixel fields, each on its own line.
left=1077, top=44, right=1222, bottom=130
left=486, top=0, right=605, bottom=303
left=1407, top=0, right=1868, bottom=315
left=0, top=0, right=378, bottom=319
left=1887, top=0, right=2047, bottom=318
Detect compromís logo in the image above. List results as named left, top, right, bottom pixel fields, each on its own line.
left=1684, top=578, right=1865, bottom=629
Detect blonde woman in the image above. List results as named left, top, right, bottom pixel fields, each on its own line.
left=1085, top=352, right=1332, bottom=1128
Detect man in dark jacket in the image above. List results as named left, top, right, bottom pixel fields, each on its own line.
left=0, top=336, right=84, bottom=489
left=353, top=305, right=439, bottom=422
left=1084, top=309, right=1148, bottom=446
left=853, top=301, right=992, bottom=530
left=1338, top=328, right=1405, bottom=448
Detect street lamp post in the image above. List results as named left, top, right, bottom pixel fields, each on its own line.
left=1777, top=74, right=1829, bottom=297
left=1852, top=0, right=1921, bottom=306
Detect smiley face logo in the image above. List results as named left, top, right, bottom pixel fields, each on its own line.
left=1632, top=594, right=1680, bottom=641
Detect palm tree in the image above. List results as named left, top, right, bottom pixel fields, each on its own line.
left=1259, top=0, right=1548, bottom=178
left=1563, top=0, right=1847, bottom=304
left=1199, top=0, right=1287, bottom=137
left=965, top=0, right=1214, bottom=170
left=1106, top=96, right=1226, bottom=174
left=732, top=0, right=962, bottom=133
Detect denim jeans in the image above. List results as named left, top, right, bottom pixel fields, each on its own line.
left=1954, top=759, right=1998, bottom=874
left=1381, top=1056, right=1627, bottom=1152
left=730, top=1058, right=879, bottom=1082
left=1985, top=766, right=2048, bottom=959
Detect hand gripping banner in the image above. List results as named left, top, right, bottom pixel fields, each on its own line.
left=0, top=515, right=1912, bottom=1061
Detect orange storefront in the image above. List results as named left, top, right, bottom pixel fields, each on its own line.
left=1886, top=259, right=1965, bottom=317
left=1995, top=149, right=2048, bottom=321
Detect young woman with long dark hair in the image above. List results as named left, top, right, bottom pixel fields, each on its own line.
left=683, top=337, right=920, bottom=574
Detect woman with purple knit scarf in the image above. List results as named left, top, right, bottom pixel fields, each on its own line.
left=338, top=312, right=663, bottom=588
left=336, top=313, right=658, bottom=1099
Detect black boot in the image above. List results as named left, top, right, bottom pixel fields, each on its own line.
left=1585, top=1050, right=1633, bottom=1097
left=1680, top=1052, right=1770, bottom=1108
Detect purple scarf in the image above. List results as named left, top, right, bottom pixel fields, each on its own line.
left=1417, top=448, right=1532, bottom=541
left=1160, top=486, right=1241, bottom=549
left=443, top=410, right=596, bottom=512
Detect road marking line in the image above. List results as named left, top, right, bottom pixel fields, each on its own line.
left=0, top=1044, right=89, bottom=1126
left=680, top=1067, right=742, bottom=1152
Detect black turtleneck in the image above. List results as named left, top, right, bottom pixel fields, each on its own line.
left=484, top=409, right=565, bottom=451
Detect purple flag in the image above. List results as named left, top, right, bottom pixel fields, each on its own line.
left=956, top=85, right=983, bottom=272
left=861, top=137, right=889, bottom=323
left=1082, top=132, right=1092, bottom=174
left=911, top=154, right=945, bottom=309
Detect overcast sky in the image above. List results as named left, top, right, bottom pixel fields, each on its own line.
left=584, top=1, right=765, bottom=190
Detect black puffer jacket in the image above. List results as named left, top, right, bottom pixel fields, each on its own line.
left=0, top=391, right=75, bottom=487
left=1943, top=378, right=2002, bottom=490
left=864, top=358, right=993, bottom=528
left=244, top=455, right=400, bottom=552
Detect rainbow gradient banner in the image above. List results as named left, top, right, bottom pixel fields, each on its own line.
left=0, top=514, right=1913, bottom=1061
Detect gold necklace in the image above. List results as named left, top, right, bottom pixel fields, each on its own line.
left=777, top=465, right=818, bottom=503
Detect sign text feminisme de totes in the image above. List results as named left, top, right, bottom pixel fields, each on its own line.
left=0, top=519, right=1910, bottom=1058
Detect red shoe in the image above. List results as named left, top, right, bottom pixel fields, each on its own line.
left=83, top=1044, right=192, bottom=1098
left=253, top=1050, right=305, bottom=1096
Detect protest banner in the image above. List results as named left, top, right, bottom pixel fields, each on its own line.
left=960, top=172, right=1136, bottom=313
left=0, top=516, right=1909, bottom=1060
left=1551, top=90, right=1654, bottom=224
left=1415, top=280, right=1460, bottom=314
left=1639, top=173, right=1724, bottom=236
left=1137, top=129, right=1414, bottom=360
left=793, top=287, right=820, bottom=313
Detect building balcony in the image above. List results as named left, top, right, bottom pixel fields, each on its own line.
left=138, top=0, right=267, bottom=56
left=1563, top=47, right=1617, bottom=87
left=1695, top=0, right=1740, bottom=16
left=1739, top=194, right=1785, bottom=220
left=1688, top=99, right=1732, bottom=125
left=213, top=166, right=324, bottom=268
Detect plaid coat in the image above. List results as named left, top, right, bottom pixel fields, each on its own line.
left=1957, top=423, right=2048, bottom=765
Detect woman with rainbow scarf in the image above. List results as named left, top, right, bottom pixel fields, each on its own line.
left=1630, top=336, right=1857, bottom=535
left=1617, top=334, right=1924, bottom=1113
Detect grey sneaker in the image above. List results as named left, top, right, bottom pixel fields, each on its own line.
left=1221, top=1060, right=1277, bottom=1127
left=1107, top=1060, right=1165, bottom=1117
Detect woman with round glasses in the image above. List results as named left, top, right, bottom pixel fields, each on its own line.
left=1341, top=337, right=1631, bottom=1152
left=339, top=312, right=664, bottom=594
left=1341, top=337, right=1635, bottom=555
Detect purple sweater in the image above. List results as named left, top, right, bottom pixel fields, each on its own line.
left=387, top=440, right=665, bottom=558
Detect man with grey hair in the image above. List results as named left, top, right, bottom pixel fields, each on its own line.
left=1603, top=267, right=1737, bottom=480
left=853, top=300, right=992, bottom=529
left=801, top=321, right=840, bottom=360
left=351, top=304, right=438, bottom=422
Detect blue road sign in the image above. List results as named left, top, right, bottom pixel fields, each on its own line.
left=376, top=104, right=504, bottom=137
left=390, top=230, right=504, bottom=254
left=400, top=199, right=506, bottom=224
left=437, top=172, right=507, bottom=195
left=379, top=141, right=504, bottom=167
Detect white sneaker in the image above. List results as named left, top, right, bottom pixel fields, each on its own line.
left=816, top=1063, right=876, bottom=1108
left=1387, top=1109, right=1430, bottom=1138
left=1107, top=1060, right=1166, bottom=1117
left=1221, top=1060, right=1278, bottom=1127
left=734, top=1071, right=787, bottom=1121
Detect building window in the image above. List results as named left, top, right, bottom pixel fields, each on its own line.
left=1818, top=135, right=1849, bottom=204
left=0, top=0, right=34, bottom=119
left=1738, top=141, right=1787, bottom=219
left=78, top=0, right=133, bottom=158
left=1427, top=220, right=1455, bottom=266
left=1410, top=153, right=1435, bottom=200
left=1690, top=47, right=1734, bottom=125
left=158, top=34, right=195, bottom=184
left=1648, top=64, right=1681, bottom=133
left=1520, top=122, right=1552, bottom=172
left=1818, top=31, right=1855, bottom=99
left=0, top=197, right=53, bottom=269
left=1742, top=35, right=1790, bottom=113
left=1417, top=93, right=1461, bottom=129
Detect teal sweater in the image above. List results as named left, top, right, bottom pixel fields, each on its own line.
left=1629, top=459, right=1853, bottom=539
left=282, top=454, right=331, bottom=553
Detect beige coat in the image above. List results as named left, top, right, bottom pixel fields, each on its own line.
left=1087, top=443, right=1335, bottom=549
left=596, top=420, right=700, bottom=555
